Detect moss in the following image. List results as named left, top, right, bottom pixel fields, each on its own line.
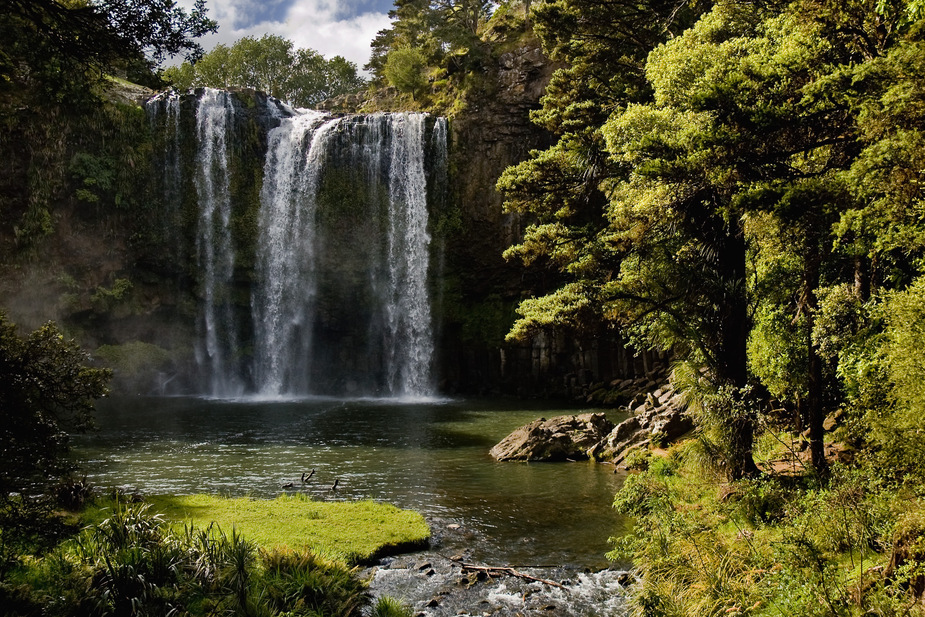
left=143, top=493, right=430, bottom=565
left=94, top=340, right=172, bottom=374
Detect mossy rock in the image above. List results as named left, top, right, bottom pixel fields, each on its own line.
left=94, top=341, right=177, bottom=393
left=145, top=493, right=430, bottom=565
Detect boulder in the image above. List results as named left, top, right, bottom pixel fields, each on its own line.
left=650, top=411, right=695, bottom=443
left=591, top=418, right=651, bottom=463
left=490, top=413, right=615, bottom=461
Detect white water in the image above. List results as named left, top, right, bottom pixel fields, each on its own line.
left=383, top=113, right=435, bottom=396
left=255, top=111, right=437, bottom=398
left=194, top=89, right=244, bottom=397
left=150, top=92, right=445, bottom=398
left=253, top=111, right=338, bottom=396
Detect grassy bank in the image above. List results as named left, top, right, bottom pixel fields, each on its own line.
left=144, top=493, right=431, bottom=564
left=1, top=494, right=427, bottom=616
left=612, top=439, right=925, bottom=617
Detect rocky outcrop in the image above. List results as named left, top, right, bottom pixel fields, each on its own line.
left=492, top=376, right=695, bottom=466
left=594, top=379, right=694, bottom=466
left=490, top=413, right=614, bottom=461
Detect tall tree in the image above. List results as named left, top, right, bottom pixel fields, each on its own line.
left=367, top=0, right=494, bottom=83
left=600, top=2, right=863, bottom=476
left=498, top=0, right=709, bottom=341
left=499, top=0, right=923, bottom=478
left=163, top=35, right=366, bottom=108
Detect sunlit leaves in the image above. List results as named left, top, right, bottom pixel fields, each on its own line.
left=506, top=283, right=596, bottom=341
left=163, top=35, right=365, bottom=108
left=383, top=46, right=428, bottom=97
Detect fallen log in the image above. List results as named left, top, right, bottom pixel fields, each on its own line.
left=458, top=562, right=568, bottom=590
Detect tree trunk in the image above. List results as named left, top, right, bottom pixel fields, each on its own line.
left=804, top=239, right=829, bottom=476
left=716, top=222, right=759, bottom=481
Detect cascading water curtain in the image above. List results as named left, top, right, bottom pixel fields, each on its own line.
left=384, top=113, right=435, bottom=398
left=252, top=111, right=440, bottom=399
left=253, top=111, right=340, bottom=397
left=149, top=90, right=445, bottom=398
left=194, top=88, right=243, bottom=397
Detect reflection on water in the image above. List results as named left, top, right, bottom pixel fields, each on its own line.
left=74, top=397, right=628, bottom=569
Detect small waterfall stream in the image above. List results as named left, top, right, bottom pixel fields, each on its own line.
left=147, top=91, right=445, bottom=399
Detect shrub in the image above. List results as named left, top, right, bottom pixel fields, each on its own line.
left=257, top=548, right=368, bottom=617
left=370, top=595, right=413, bottom=617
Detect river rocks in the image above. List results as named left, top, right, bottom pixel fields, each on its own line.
left=490, top=413, right=615, bottom=461
left=589, top=419, right=650, bottom=463
left=367, top=552, right=630, bottom=617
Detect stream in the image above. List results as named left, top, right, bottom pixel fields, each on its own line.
left=73, top=396, right=632, bottom=615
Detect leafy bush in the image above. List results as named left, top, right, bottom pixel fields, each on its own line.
left=732, top=476, right=791, bottom=526
left=258, top=549, right=368, bottom=617
left=1, top=500, right=397, bottom=617
left=0, top=313, right=110, bottom=576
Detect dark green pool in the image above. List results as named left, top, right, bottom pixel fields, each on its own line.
left=74, top=396, right=629, bottom=569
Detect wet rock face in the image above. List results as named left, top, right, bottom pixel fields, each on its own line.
left=489, top=413, right=615, bottom=461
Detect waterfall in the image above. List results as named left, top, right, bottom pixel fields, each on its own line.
left=194, top=88, right=244, bottom=397
left=383, top=113, right=434, bottom=396
left=253, top=111, right=338, bottom=396
left=147, top=90, right=446, bottom=398
left=254, top=111, right=438, bottom=399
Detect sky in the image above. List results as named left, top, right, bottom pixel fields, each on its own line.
left=176, top=0, right=397, bottom=72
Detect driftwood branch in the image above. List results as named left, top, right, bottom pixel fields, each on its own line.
left=459, top=562, right=568, bottom=590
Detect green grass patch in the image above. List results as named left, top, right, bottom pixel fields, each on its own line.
left=610, top=438, right=925, bottom=617
left=138, top=493, right=430, bottom=564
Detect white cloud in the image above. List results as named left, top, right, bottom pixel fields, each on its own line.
left=176, top=0, right=392, bottom=71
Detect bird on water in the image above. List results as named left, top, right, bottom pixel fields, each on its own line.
left=301, top=469, right=315, bottom=484
left=330, top=478, right=339, bottom=491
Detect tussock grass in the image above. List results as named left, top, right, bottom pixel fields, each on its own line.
left=612, top=439, right=925, bottom=617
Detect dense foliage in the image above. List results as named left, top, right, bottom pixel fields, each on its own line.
left=0, top=314, right=110, bottom=575
left=1, top=500, right=412, bottom=617
left=367, top=0, right=494, bottom=85
left=499, top=0, right=925, bottom=479
left=0, top=0, right=214, bottom=248
left=162, top=35, right=367, bottom=108
left=611, top=446, right=925, bottom=616
left=497, top=0, right=925, bottom=612
left=365, top=0, right=536, bottom=112
left=1, top=0, right=216, bottom=97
